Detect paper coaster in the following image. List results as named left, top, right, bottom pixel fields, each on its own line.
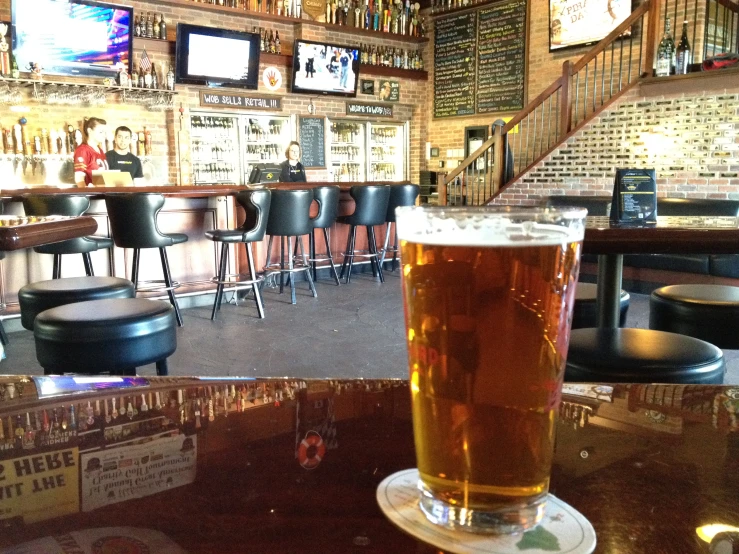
left=377, top=469, right=596, bottom=554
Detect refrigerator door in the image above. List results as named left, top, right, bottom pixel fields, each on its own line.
left=190, top=113, right=241, bottom=185
left=328, top=120, right=366, bottom=182
left=368, top=122, right=406, bottom=182
left=240, top=114, right=293, bottom=183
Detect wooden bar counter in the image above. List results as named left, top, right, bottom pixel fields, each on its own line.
left=0, top=182, right=408, bottom=309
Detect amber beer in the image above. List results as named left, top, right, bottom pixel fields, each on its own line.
left=397, top=206, right=585, bottom=533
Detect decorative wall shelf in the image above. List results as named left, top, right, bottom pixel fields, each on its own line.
left=133, top=36, right=175, bottom=54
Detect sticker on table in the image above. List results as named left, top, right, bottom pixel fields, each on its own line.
left=377, top=468, right=596, bottom=554
left=6, top=526, right=186, bottom=553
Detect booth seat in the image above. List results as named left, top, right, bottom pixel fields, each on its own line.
left=545, top=196, right=739, bottom=279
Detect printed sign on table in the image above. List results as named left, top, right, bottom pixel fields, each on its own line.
left=81, top=434, right=196, bottom=512
left=0, top=447, right=80, bottom=524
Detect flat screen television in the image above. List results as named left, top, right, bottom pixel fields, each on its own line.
left=176, top=23, right=260, bottom=89
left=12, top=0, right=132, bottom=78
left=549, top=0, right=631, bottom=51
left=291, top=40, right=360, bottom=98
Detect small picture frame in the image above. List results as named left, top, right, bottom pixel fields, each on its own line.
left=430, top=147, right=440, bottom=158
left=360, top=79, right=375, bottom=95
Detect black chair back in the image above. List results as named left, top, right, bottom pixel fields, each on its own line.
left=266, top=189, right=313, bottom=237
left=105, top=193, right=174, bottom=248
left=236, top=189, right=271, bottom=242
left=345, top=185, right=391, bottom=226
left=23, top=195, right=98, bottom=254
left=386, top=184, right=420, bottom=223
left=312, top=186, right=340, bottom=229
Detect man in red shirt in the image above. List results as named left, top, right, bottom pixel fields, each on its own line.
left=74, top=117, right=108, bottom=187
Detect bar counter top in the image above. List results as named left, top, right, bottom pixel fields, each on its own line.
left=0, top=181, right=412, bottom=200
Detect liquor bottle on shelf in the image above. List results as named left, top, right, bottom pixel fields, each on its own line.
left=269, top=30, right=276, bottom=53
left=153, top=14, right=160, bottom=39
left=167, top=64, right=175, bottom=90
left=134, top=14, right=142, bottom=37
left=146, top=12, right=154, bottom=38
left=159, top=14, right=167, bottom=40
left=675, top=20, right=691, bottom=75
left=656, top=17, right=674, bottom=77
left=275, top=31, right=281, bottom=54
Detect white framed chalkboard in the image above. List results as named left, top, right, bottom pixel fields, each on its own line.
left=298, top=116, right=326, bottom=169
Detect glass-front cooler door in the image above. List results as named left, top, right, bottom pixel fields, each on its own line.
left=240, top=114, right=293, bottom=183
left=190, top=113, right=241, bottom=184
left=368, top=122, right=406, bottom=182
left=328, top=120, right=365, bottom=182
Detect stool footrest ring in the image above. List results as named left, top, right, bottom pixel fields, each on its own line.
left=135, top=279, right=181, bottom=293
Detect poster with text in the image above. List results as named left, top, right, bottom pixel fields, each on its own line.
left=550, top=0, right=631, bottom=51
left=0, top=447, right=80, bottom=524
left=81, top=434, right=196, bottom=512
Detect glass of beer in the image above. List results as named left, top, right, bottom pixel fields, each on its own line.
left=396, top=205, right=586, bottom=534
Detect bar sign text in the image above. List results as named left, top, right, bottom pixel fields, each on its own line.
left=199, top=91, right=282, bottom=111
left=346, top=102, right=393, bottom=117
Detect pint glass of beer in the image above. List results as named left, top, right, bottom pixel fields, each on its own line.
left=396, top=206, right=586, bottom=534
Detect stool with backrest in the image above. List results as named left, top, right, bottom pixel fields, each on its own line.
left=34, top=298, right=176, bottom=376
left=380, top=184, right=420, bottom=272
left=336, top=185, right=391, bottom=284
left=309, top=186, right=341, bottom=285
left=104, top=193, right=188, bottom=327
left=565, top=328, right=725, bottom=384
left=205, top=189, right=271, bottom=320
left=649, top=284, right=739, bottom=349
left=264, top=189, right=317, bottom=305
left=22, top=195, right=113, bottom=278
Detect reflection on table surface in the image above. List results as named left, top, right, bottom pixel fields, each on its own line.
left=0, top=376, right=736, bottom=553
left=0, top=215, right=70, bottom=227
left=586, top=215, right=739, bottom=229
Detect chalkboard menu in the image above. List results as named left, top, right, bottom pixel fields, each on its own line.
left=477, top=0, right=526, bottom=114
left=434, top=12, right=477, bottom=118
left=433, top=0, right=527, bottom=118
left=298, top=116, right=326, bottom=169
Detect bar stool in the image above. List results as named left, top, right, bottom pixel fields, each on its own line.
left=264, top=189, right=317, bottom=305
left=380, top=184, right=420, bottom=272
left=337, top=185, right=391, bottom=284
left=649, top=285, right=739, bottom=349
left=22, top=195, right=113, bottom=278
left=205, top=189, right=271, bottom=320
left=104, top=193, right=188, bottom=327
left=309, top=186, right=341, bottom=285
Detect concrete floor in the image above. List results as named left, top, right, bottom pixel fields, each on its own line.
left=2, top=273, right=738, bottom=384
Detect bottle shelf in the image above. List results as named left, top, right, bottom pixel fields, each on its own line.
left=133, top=36, right=175, bottom=54
left=311, top=21, right=429, bottom=43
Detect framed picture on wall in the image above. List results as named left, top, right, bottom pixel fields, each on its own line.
left=549, top=0, right=632, bottom=51
left=360, top=79, right=375, bottom=95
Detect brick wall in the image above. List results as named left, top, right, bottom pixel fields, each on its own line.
left=0, top=0, right=426, bottom=185
left=493, top=85, right=739, bottom=205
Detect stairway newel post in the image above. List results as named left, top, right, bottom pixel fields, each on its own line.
left=644, top=0, right=659, bottom=77
left=560, top=61, right=572, bottom=137
left=439, top=174, right=447, bottom=206
left=491, top=127, right=504, bottom=196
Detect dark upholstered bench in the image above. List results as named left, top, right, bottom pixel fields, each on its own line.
left=34, top=298, right=176, bottom=376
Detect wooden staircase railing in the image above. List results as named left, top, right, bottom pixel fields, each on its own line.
left=440, top=0, right=655, bottom=206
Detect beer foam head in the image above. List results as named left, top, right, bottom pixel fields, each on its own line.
left=395, top=206, right=586, bottom=246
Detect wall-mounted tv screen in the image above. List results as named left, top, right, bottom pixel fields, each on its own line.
left=12, top=0, right=132, bottom=78
left=291, top=40, right=360, bottom=98
left=549, top=0, right=631, bottom=51
left=176, top=23, right=260, bottom=89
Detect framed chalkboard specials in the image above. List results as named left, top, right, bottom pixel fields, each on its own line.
left=298, top=116, right=326, bottom=169
left=433, top=0, right=527, bottom=118
left=611, top=169, right=657, bottom=225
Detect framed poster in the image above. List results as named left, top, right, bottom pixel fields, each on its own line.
left=378, top=80, right=400, bottom=102
left=549, top=0, right=631, bottom=51
left=360, top=79, right=375, bottom=95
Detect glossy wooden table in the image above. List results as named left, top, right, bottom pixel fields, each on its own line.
left=0, top=215, right=98, bottom=251
left=0, top=376, right=735, bottom=553
left=584, top=216, right=739, bottom=327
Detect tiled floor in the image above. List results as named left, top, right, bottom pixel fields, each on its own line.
left=2, top=273, right=738, bottom=384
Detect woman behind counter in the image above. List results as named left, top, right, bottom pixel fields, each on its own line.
left=74, top=117, right=109, bottom=187
left=279, top=141, right=307, bottom=182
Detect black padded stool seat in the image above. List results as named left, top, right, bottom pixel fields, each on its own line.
left=565, top=328, right=725, bottom=384
left=19, top=276, right=135, bottom=330
left=572, top=283, right=630, bottom=329
left=34, top=298, right=176, bottom=376
left=650, top=285, right=739, bottom=349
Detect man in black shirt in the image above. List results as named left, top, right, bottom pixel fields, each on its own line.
left=106, top=126, right=144, bottom=182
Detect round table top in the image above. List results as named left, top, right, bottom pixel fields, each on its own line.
left=0, top=376, right=735, bottom=553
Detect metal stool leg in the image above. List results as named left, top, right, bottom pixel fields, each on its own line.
left=380, top=223, right=392, bottom=269
left=246, top=242, right=265, bottom=319
left=265, top=235, right=274, bottom=270
left=367, top=226, right=378, bottom=278
left=279, top=237, right=285, bottom=294
left=155, top=359, right=169, bottom=376
left=131, top=248, right=141, bottom=291
left=211, top=242, right=228, bottom=320
left=340, top=226, right=353, bottom=280
left=392, top=224, right=399, bottom=272
left=159, top=247, right=183, bottom=327
left=309, top=231, right=317, bottom=280
left=53, top=254, right=61, bottom=279
left=324, top=228, right=340, bottom=286
left=287, top=236, right=297, bottom=305
left=0, top=320, right=9, bottom=346
left=370, top=226, right=384, bottom=283
left=82, top=252, right=94, bottom=276
left=299, top=236, right=317, bottom=298
left=346, top=226, right=357, bottom=284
